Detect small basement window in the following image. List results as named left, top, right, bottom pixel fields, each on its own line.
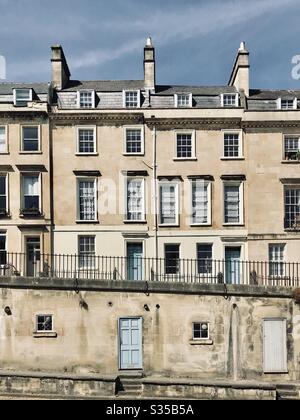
left=36, top=314, right=53, bottom=332
left=193, top=322, right=209, bottom=340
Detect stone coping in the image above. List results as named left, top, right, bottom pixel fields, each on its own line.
left=0, top=276, right=293, bottom=298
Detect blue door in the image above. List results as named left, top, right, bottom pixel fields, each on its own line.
left=225, top=247, right=241, bottom=284
left=127, top=243, right=143, bottom=281
left=119, top=318, right=143, bottom=370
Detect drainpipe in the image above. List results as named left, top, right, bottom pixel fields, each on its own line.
left=152, top=121, right=158, bottom=265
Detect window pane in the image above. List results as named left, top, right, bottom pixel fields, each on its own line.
left=165, top=244, right=180, bottom=274
left=269, top=245, right=285, bottom=276
left=177, top=94, right=191, bottom=107
left=78, top=180, right=96, bottom=220
left=79, top=236, right=95, bottom=268
left=224, top=133, right=239, bottom=157
left=284, top=188, right=300, bottom=228
left=0, top=127, right=6, bottom=152
left=126, top=129, right=142, bottom=154
left=23, top=127, right=39, bottom=151
left=127, top=179, right=143, bottom=220
left=223, top=94, right=237, bottom=106
left=37, top=315, right=53, bottom=332
left=125, top=91, right=138, bottom=108
left=79, top=92, right=93, bottom=108
left=192, top=180, right=208, bottom=224
left=23, top=176, right=39, bottom=209
left=78, top=129, right=95, bottom=153
left=197, top=244, right=212, bottom=274
left=176, top=134, right=192, bottom=158
left=284, top=137, right=299, bottom=160
left=160, top=184, right=177, bottom=224
left=0, top=235, right=6, bottom=265
left=224, top=184, right=240, bottom=223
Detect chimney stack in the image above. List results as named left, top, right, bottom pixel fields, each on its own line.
left=228, top=41, right=250, bottom=97
left=51, top=45, right=71, bottom=90
left=144, top=37, right=156, bottom=92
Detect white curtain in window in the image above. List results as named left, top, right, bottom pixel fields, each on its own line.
left=0, top=127, right=5, bottom=152
left=23, top=176, right=39, bottom=195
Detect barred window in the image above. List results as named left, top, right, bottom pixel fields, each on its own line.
left=193, top=322, right=209, bottom=339
left=78, top=236, right=95, bottom=269
left=125, top=91, right=139, bottom=108
left=269, top=244, right=285, bottom=277
left=36, top=315, right=53, bottom=332
left=191, top=180, right=209, bottom=224
left=285, top=188, right=300, bottom=229
left=176, top=133, right=193, bottom=158
left=224, top=133, right=240, bottom=157
left=126, top=129, right=142, bottom=154
left=78, top=128, right=95, bottom=153
left=79, top=91, right=94, bottom=109
left=78, top=179, right=96, bottom=221
left=127, top=179, right=144, bottom=221
left=197, top=244, right=212, bottom=274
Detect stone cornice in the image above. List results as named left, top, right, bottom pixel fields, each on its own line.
left=50, top=112, right=144, bottom=126
left=146, top=118, right=242, bottom=130
left=0, top=111, right=48, bottom=121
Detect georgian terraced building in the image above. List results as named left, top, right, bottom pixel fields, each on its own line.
left=0, top=39, right=299, bottom=278
left=49, top=40, right=300, bottom=281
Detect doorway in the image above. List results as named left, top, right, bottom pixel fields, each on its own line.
left=26, top=237, right=40, bottom=277
left=225, top=246, right=241, bottom=284
left=126, top=243, right=143, bottom=281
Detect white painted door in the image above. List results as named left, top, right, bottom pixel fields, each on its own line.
left=119, top=317, right=142, bottom=370
left=263, top=319, right=287, bottom=373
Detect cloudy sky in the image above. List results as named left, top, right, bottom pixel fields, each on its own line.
left=0, top=0, right=300, bottom=88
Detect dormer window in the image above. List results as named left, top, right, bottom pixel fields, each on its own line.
left=175, top=93, right=192, bottom=108
left=123, top=90, right=140, bottom=108
left=77, top=91, right=95, bottom=109
left=13, top=88, right=33, bottom=107
left=278, top=98, right=297, bottom=110
left=221, top=93, right=239, bottom=107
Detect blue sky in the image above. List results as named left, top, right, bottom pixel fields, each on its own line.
left=1, top=0, right=300, bottom=88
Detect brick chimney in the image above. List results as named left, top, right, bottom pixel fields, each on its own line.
left=144, top=37, right=156, bottom=92
left=51, top=45, right=71, bottom=90
left=228, top=42, right=250, bottom=97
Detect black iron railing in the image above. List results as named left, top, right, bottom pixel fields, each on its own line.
left=0, top=252, right=299, bottom=287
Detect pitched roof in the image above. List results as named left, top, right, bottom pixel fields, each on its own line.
left=249, top=89, right=300, bottom=100
left=0, top=82, right=49, bottom=94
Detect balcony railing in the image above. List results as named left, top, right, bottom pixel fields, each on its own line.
left=0, top=252, right=299, bottom=287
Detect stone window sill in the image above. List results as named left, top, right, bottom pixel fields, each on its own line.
left=189, top=339, right=213, bottom=346
left=33, top=332, right=57, bottom=338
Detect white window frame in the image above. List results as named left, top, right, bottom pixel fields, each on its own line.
left=159, top=181, right=180, bottom=226
left=21, top=173, right=42, bottom=213
left=221, top=93, right=239, bottom=107
left=277, top=98, right=297, bottom=110
left=78, top=235, right=96, bottom=270
left=35, top=314, right=54, bottom=333
left=192, top=322, right=210, bottom=341
left=223, top=181, right=244, bottom=225
left=190, top=180, right=212, bottom=226
left=124, top=177, right=146, bottom=222
left=0, top=173, right=8, bottom=213
left=0, top=125, right=8, bottom=153
left=174, top=130, right=196, bottom=160
left=123, top=90, right=141, bottom=109
left=222, top=130, right=243, bottom=159
left=174, top=93, right=192, bottom=108
left=283, top=134, right=300, bottom=160
left=20, top=125, right=41, bottom=153
left=268, top=244, right=286, bottom=277
left=76, top=126, right=97, bottom=155
left=123, top=126, right=145, bottom=155
left=76, top=177, right=98, bottom=222
left=77, top=90, right=96, bottom=109
left=13, top=88, right=33, bottom=107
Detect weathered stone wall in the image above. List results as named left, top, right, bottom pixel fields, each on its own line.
left=0, top=279, right=297, bottom=385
